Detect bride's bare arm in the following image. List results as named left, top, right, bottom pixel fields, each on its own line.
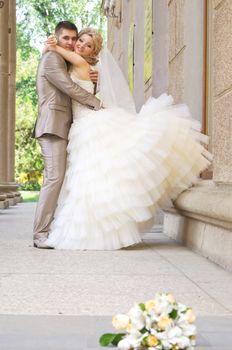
left=43, top=36, right=86, bottom=67
left=52, top=46, right=86, bottom=67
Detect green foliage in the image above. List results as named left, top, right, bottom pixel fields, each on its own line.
left=15, top=0, right=106, bottom=189
left=140, top=327, right=148, bottom=334
left=16, top=0, right=106, bottom=54
left=99, top=333, right=125, bottom=346
left=16, top=48, right=39, bottom=107
left=139, top=303, right=146, bottom=311
left=19, top=191, right=39, bottom=202
left=169, top=308, right=178, bottom=320
left=141, top=336, right=148, bottom=346
left=15, top=48, right=43, bottom=189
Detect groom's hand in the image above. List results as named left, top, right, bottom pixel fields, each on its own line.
left=89, top=70, right=98, bottom=84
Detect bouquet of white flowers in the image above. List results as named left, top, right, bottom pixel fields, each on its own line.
left=99, top=293, right=196, bottom=350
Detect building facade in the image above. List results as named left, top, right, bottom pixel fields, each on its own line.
left=104, top=0, right=232, bottom=270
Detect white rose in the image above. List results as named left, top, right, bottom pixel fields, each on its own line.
left=117, top=337, right=132, bottom=350
left=186, top=309, right=196, bottom=323
left=190, top=334, right=197, bottom=346
left=177, top=312, right=188, bottom=325
left=176, top=335, right=191, bottom=348
left=129, top=304, right=146, bottom=330
left=155, top=300, right=173, bottom=315
left=167, top=326, right=182, bottom=339
left=129, top=327, right=141, bottom=337
left=177, top=302, right=187, bottom=313
left=167, top=293, right=176, bottom=304
left=181, top=323, right=197, bottom=337
left=145, top=299, right=157, bottom=311
left=112, top=314, right=130, bottom=330
left=160, top=339, right=172, bottom=349
left=157, top=315, right=172, bottom=330
left=145, top=313, right=153, bottom=330
left=118, top=334, right=141, bottom=350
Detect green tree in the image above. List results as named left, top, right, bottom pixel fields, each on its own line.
left=16, top=0, right=106, bottom=56
left=15, top=49, right=43, bottom=190
left=16, top=0, right=106, bottom=190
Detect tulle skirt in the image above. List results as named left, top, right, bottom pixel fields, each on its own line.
left=46, top=94, right=211, bottom=250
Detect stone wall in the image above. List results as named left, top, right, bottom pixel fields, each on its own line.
left=164, top=0, right=232, bottom=270
left=168, top=0, right=185, bottom=103
left=210, top=0, right=232, bottom=183
left=106, top=0, right=232, bottom=270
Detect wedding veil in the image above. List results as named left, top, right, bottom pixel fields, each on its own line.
left=98, top=48, right=136, bottom=114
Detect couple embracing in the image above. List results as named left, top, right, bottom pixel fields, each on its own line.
left=32, top=21, right=211, bottom=251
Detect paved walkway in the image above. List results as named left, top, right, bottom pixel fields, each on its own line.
left=0, top=203, right=232, bottom=349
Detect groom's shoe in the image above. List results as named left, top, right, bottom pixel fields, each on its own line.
left=33, top=238, right=53, bottom=249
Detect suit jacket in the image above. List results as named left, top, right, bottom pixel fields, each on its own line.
left=32, top=51, right=101, bottom=140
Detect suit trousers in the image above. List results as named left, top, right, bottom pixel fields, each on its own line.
left=33, top=134, right=68, bottom=240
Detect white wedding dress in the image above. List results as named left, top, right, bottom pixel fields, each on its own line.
left=46, top=71, right=211, bottom=250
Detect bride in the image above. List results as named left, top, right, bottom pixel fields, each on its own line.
left=44, top=28, right=211, bottom=250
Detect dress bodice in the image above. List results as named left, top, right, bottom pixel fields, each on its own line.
left=70, top=72, right=94, bottom=121
left=70, top=72, right=94, bottom=93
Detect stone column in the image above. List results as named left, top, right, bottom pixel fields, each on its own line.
left=7, top=0, right=20, bottom=203
left=0, top=0, right=10, bottom=208
left=167, top=0, right=185, bottom=103
left=0, top=0, right=19, bottom=208
left=8, top=0, right=16, bottom=183
left=211, top=0, right=232, bottom=183
left=121, top=0, right=130, bottom=77
left=183, top=0, right=204, bottom=122
left=152, top=0, right=168, bottom=97
left=133, top=0, right=145, bottom=111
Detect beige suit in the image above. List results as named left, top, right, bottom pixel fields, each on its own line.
left=33, top=51, right=101, bottom=240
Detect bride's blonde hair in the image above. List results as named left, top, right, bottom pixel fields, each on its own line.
left=78, top=27, right=103, bottom=65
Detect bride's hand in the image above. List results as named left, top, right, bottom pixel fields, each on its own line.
left=42, top=35, right=57, bottom=54
left=46, top=35, right=57, bottom=47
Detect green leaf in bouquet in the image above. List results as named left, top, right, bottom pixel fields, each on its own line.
left=99, top=333, right=126, bottom=347
left=141, top=336, right=148, bottom=346
left=112, top=333, right=126, bottom=345
left=140, top=327, right=148, bottom=334
left=99, top=334, right=116, bottom=346
left=139, top=303, right=146, bottom=311
left=169, top=308, right=178, bottom=320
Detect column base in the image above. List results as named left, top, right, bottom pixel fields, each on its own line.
left=0, top=194, right=10, bottom=209
left=0, top=183, right=22, bottom=208
left=163, top=180, right=232, bottom=271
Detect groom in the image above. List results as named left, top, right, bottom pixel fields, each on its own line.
left=32, top=21, right=101, bottom=248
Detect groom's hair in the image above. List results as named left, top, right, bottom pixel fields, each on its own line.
left=55, top=21, right=78, bottom=35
